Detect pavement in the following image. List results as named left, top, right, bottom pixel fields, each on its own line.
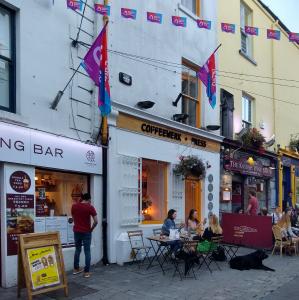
left=1, top=248, right=299, bottom=300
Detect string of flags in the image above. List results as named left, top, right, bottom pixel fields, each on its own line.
left=66, top=0, right=299, bottom=42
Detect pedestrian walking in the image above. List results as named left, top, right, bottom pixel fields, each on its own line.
left=246, top=191, right=259, bottom=216
left=72, top=193, right=98, bottom=278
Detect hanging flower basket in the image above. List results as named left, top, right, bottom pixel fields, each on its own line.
left=174, top=155, right=206, bottom=179
left=241, top=128, right=265, bottom=149
left=289, top=134, right=299, bottom=152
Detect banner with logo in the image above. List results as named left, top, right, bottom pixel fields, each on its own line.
left=289, top=32, right=299, bottom=42
left=267, top=29, right=281, bottom=40
left=27, top=246, right=60, bottom=290
left=197, top=20, right=211, bottom=30
left=66, top=0, right=82, bottom=11
left=94, top=4, right=110, bottom=16
left=221, top=23, right=236, bottom=33
left=245, top=26, right=259, bottom=36
left=147, top=12, right=163, bottom=24
left=121, top=8, right=137, bottom=19
left=172, top=16, right=186, bottom=27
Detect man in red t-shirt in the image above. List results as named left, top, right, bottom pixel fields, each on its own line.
left=71, top=193, right=98, bottom=278
left=246, top=191, right=259, bottom=216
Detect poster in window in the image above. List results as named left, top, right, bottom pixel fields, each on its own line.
left=6, top=193, right=34, bottom=255
left=27, top=246, right=60, bottom=290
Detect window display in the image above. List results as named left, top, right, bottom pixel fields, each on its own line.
left=35, top=169, right=89, bottom=245
left=141, top=159, right=167, bottom=223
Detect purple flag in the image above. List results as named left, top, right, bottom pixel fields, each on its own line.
left=267, top=29, right=280, bottom=40
left=197, top=20, right=211, bottom=30
left=289, top=32, right=299, bottom=42
left=94, top=4, right=110, bottom=16
left=172, top=16, right=186, bottom=27
left=66, top=0, right=82, bottom=11
left=121, top=8, right=137, bottom=19
left=147, top=12, right=163, bottom=24
left=82, top=25, right=111, bottom=116
left=221, top=23, right=235, bottom=33
left=245, top=26, right=259, bottom=36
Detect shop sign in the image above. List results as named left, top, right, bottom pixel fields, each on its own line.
left=225, top=158, right=273, bottom=177
left=117, top=113, right=220, bottom=153
left=0, top=122, right=102, bottom=174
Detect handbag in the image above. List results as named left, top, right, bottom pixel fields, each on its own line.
left=197, top=240, right=216, bottom=253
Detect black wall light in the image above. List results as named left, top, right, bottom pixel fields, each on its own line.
left=206, top=125, right=220, bottom=131
left=173, top=113, right=189, bottom=122
left=137, top=101, right=155, bottom=109
left=119, top=72, right=132, bottom=86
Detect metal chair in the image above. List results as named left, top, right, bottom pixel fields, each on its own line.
left=152, top=228, right=162, bottom=236
left=127, top=230, right=152, bottom=268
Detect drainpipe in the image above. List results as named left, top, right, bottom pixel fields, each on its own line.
left=101, top=0, right=109, bottom=266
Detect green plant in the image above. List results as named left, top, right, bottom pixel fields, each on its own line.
left=174, top=155, right=206, bottom=179
left=241, top=128, right=265, bottom=149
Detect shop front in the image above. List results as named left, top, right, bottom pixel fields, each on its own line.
left=0, top=122, right=102, bottom=287
left=220, top=141, right=277, bottom=214
left=278, top=149, right=299, bottom=209
left=107, top=105, right=222, bottom=264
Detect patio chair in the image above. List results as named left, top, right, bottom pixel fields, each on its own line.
left=197, top=238, right=221, bottom=273
left=173, top=240, right=199, bottom=280
left=152, top=228, right=162, bottom=236
left=127, top=230, right=152, bottom=268
left=272, top=225, right=292, bottom=256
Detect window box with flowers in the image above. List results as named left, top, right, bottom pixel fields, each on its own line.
left=174, top=155, right=206, bottom=179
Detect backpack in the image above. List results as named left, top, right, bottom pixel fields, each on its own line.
left=212, top=246, right=226, bottom=261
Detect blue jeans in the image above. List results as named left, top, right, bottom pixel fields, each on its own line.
left=74, top=232, right=92, bottom=272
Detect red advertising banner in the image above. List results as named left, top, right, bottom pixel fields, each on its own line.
left=6, top=194, right=34, bottom=255
left=222, top=213, right=273, bottom=249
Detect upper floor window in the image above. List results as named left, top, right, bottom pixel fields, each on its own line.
left=240, top=1, right=253, bottom=58
left=181, top=0, right=200, bottom=16
left=0, top=4, right=15, bottom=113
left=182, top=60, right=201, bottom=128
left=242, top=93, right=253, bottom=128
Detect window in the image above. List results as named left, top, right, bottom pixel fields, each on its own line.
left=240, top=1, right=253, bottom=58
left=182, top=61, right=201, bottom=127
left=181, top=0, right=200, bottom=16
left=35, top=169, right=89, bottom=246
left=242, top=94, right=252, bottom=127
left=141, top=159, right=167, bottom=224
left=0, top=4, right=15, bottom=112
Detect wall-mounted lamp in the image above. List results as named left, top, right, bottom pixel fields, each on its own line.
left=137, top=101, right=155, bottom=109
left=172, top=93, right=182, bottom=106
left=206, top=125, right=220, bottom=131
left=247, top=156, right=255, bottom=166
left=119, top=72, right=132, bottom=86
left=173, top=113, right=188, bottom=122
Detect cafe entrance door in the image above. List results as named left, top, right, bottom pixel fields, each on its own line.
left=185, top=179, right=201, bottom=222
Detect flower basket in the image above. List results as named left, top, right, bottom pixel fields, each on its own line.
left=174, top=155, right=206, bottom=179
left=241, top=128, right=265, bottom=149
left=289, top=134, right=299, bottom=152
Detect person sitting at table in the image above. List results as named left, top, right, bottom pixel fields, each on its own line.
left=161, top=209, right=182, bottom=258
left=277, top=209, right=299, bottom=241
left=187, top=209, right=207, bottom=236
left=202, top=214, right=223, bottom=241
left=272, top=206, right=282, bottom=225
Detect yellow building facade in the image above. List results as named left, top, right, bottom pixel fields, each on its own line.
left=218, top=0, right=299, bottom=209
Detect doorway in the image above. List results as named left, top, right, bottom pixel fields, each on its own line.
left=185, top=179, right=201, bottom=222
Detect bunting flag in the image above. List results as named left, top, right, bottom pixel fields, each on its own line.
left=172, top=16, right=187, bottom=27
left=197, top=20, right=211, bottom=30
left=221, top=23, right=236, bottom=33
left=147, top=12, right=163, bottom=24
left=94, top=4, right=110, bottom=16
left=82, top=24, right=111, bottom=116
left=267, top=29, right=281, bottom=40
left=245, top=26, right=259, bottom=36
left=66, top=0, right=83, bottom=11
left=197, top=46, right=220, bottom=109
left=289, top=32, right=299, bottom=42
left=121, top=8, right=137, bottom=19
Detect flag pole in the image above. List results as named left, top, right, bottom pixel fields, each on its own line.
left=213, top=43, right=222, bottom=55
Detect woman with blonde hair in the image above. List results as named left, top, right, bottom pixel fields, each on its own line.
left=202, top=214, right=223, bottom=241
left=277, top=208, right=298, bottom=241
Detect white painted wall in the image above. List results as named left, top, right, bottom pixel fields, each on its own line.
left=107, top=126, right=220, bottom=263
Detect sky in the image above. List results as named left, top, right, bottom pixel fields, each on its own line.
left=261, top=0, right=299, bottom=32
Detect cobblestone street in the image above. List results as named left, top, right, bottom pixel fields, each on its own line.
left=1, top=248, right=299, bottom=300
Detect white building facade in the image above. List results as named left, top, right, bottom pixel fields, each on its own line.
left=0, top=0, right=221, bottom=284
left=0, top=0, right=102, bottom=287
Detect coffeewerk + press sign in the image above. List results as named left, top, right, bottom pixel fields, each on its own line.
left=117, top=113, right=220, bottom=152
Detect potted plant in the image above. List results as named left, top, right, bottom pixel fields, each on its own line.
left=174, top=155, right=206, bottom=179
left=241, top=128, right=265, bottom=149
left=289, top=134, right=299, bottom=152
